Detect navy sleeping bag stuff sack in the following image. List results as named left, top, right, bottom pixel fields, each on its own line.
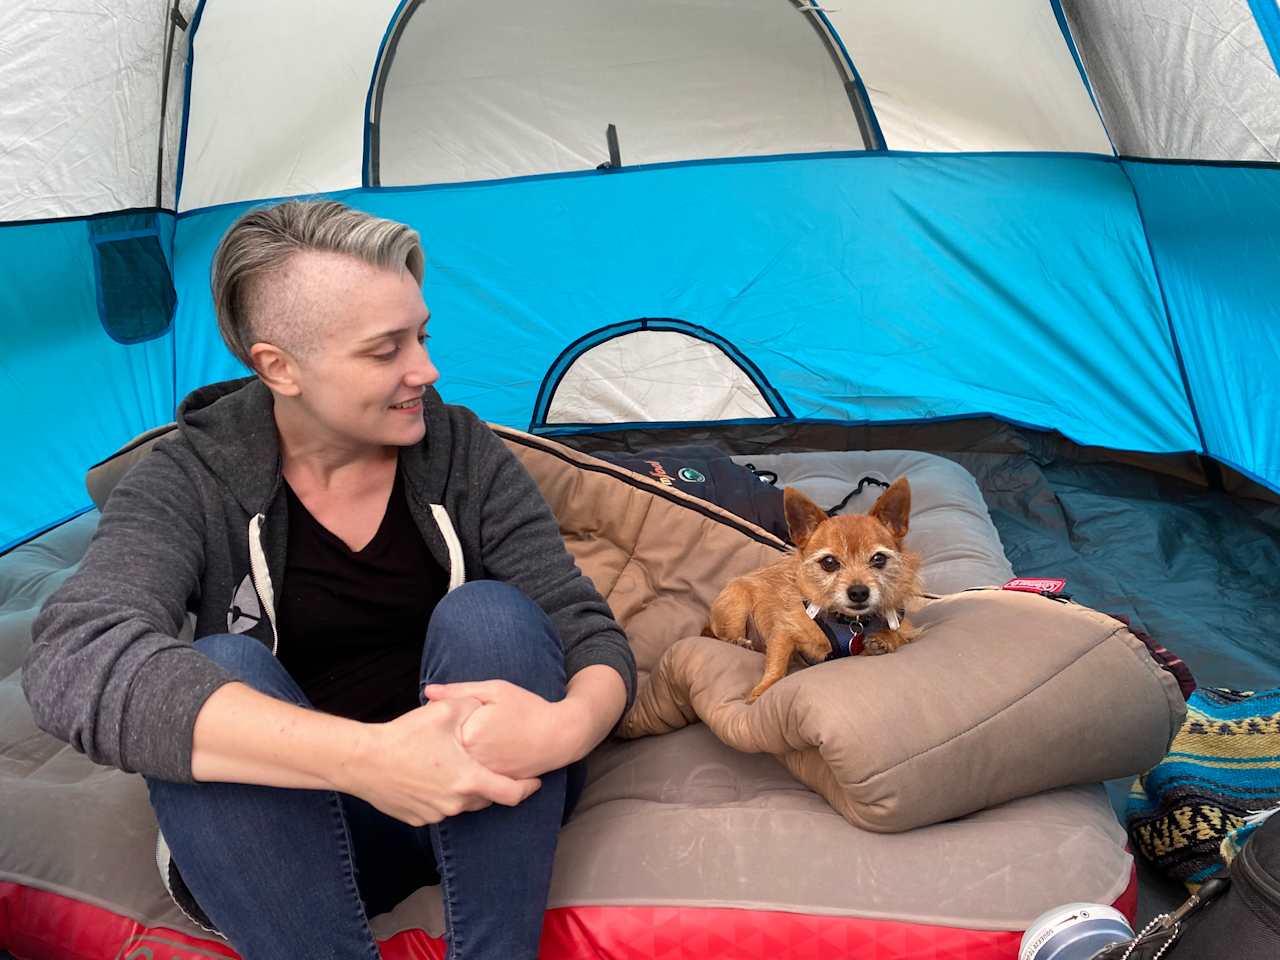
left=591, top=445, right=790, bottom=543
left=1156, top=810, right=1280, bottom=959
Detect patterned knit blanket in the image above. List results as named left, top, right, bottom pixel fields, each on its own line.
left=1127, top=687, right=1280, bottom=888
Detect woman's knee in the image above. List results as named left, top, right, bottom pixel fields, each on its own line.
left=424, top=582, right=564, bottom=694
left=431, top=580, right=542, bottom=628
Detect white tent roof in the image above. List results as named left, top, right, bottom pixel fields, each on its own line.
left=176, top=0, right=1114, bottom=213
left=825, top=1, right=1113, bottom=153
left=373, top=0, right=866, bottom=189
left=175, top=0, right=399, bottom=214
left=0, top=0, right=193, bottom=222
left=2, top=1, right=1276, bottom=221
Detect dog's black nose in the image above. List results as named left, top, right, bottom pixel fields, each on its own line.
left=847, top=584, right=870, bottom=604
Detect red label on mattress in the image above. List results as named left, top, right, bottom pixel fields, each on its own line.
left=1003, top=577, right=1067, bottom=594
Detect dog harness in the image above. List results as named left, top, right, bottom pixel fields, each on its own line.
left=800, top=601, right=902, bottom=664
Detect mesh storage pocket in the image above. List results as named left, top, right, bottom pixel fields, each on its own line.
left=88, top=212, right=175, bottom=344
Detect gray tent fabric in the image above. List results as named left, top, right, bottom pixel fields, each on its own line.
left=1062, top=0, right=1280, bottom=161
left=947, top=441, right=1280, bottom=692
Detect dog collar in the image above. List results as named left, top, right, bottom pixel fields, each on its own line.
left=800, top=600, right=903, bottom=663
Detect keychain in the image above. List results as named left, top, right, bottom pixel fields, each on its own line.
left=1090, top=876, right=1231, bottom=960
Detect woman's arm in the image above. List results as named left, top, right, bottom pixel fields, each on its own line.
left=561, top=663, right=629, bottom=759
left=420, top=415, right=636, bottom=779
left=191, top=681, right=542, bottom=824
left=465, top=415, right=638, bottom=710
left=23, top=446, right=230, bottom=781
left=425, top=663, right=627, bottom=780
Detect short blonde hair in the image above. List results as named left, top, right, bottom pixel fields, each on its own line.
left=211, top=199, right=425, bottom=368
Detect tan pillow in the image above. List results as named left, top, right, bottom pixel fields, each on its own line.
left=621, top=589, right=1187, bottom=833
left=85, top=423, right=176, bottom=510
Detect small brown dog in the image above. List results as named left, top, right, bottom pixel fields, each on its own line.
left=706, top=478, right=922, bottom=703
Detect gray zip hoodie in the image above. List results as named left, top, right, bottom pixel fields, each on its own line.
left=22, top=376, right=636, bottom=783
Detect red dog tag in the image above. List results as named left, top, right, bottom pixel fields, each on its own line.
left=1002, top=577, right=1067, bottom=594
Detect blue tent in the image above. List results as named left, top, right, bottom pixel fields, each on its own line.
left=3, top=0, right=1279, bottom=552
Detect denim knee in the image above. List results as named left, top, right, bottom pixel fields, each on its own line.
left=194, top=633, right=305, bottom=704
left=430, top=580, right=544, bottom=629
left=423, top=581, right=564, bottom=700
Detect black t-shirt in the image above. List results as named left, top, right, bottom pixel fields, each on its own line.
left=276, top=463, right=447, bottom=723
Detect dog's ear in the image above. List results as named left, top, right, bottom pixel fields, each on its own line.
left=783, top=487, right=828, bottom=549
left=869, top=477, right=911, bottom=541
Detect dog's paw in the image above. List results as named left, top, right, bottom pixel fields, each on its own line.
left=864, top=626, right=914, bottom=656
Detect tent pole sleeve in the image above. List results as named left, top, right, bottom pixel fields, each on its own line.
left=154, top=4, right=187, bottom=210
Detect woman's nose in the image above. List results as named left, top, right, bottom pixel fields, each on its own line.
left=407, top=342, right=440, bottom=387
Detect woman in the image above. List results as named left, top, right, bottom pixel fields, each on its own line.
left=23, top=200, right=636, bottom=959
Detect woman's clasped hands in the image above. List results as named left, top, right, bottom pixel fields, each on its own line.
left=342, top=680, right=583, bottom=827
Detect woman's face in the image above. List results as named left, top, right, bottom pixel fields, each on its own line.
left=277, top=251, right=439, bottom=453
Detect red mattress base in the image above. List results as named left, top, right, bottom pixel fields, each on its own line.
left=1, top=871, right=1137, bottom=960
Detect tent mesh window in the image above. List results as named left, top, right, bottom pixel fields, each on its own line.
left=539, top=325, right=785, bottom=426
left=88, top=212, right=175, bottom=344
left=1060, top=0, right=1280, bottom=161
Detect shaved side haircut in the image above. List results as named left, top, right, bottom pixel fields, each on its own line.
left=211, top=199, right=425, bottom=370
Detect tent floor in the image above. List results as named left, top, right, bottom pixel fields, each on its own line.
left=949, top=445, right=1280, bottom=693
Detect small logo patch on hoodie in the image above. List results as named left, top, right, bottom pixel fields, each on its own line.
left=226, top=574, right=262, bottom=634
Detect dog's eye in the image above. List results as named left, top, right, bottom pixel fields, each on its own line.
left=818, top=555, right=841, bottom=573
left=869, top=552, right=888, bottom=568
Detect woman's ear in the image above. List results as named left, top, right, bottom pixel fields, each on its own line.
left=249, top=341, right=302, bottom=397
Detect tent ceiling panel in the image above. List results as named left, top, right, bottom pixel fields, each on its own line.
left=824, top=1, right=1113, bottom=154
left=0, top=0, right=177, bottom=222
left=1062, top=0, right=1280, bottom=161
left=544, top=330, right=776, bottom=425
left=176, top=0, right=401, bottom=213
left=372, top=0, right=865, bottom=188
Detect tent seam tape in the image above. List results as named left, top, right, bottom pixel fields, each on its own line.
left=0, top=206, right=173, bottom=229
left=533, top=412, right=1201, bottom=461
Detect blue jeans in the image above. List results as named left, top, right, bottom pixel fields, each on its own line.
left=146, top=581, right=586, bottom=960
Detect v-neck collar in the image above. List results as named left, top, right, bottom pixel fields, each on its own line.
left=285, top=461, right=402, bottom=557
